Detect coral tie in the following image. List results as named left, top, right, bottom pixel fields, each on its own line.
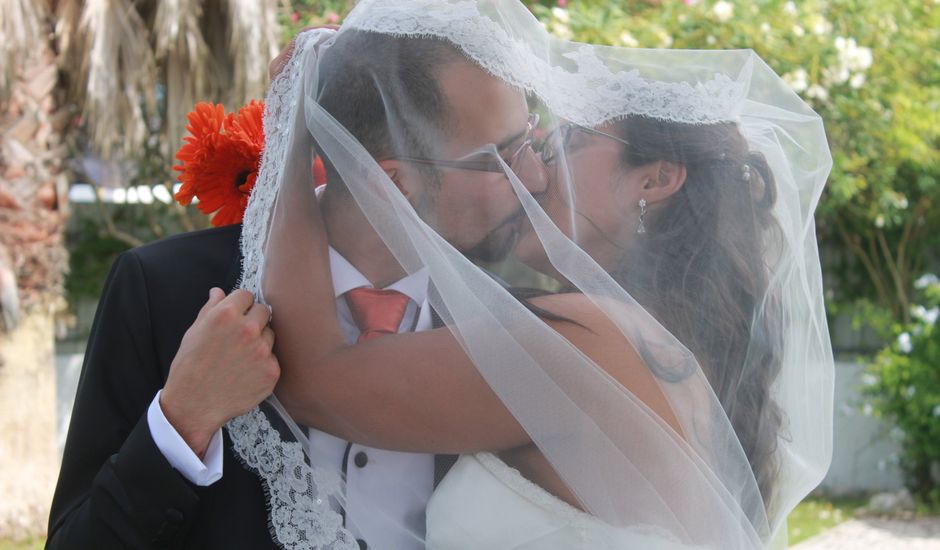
left=344, top=287, right=411, bottom=343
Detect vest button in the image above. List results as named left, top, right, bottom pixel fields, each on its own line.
left=354, top=451, right=368, bottom=468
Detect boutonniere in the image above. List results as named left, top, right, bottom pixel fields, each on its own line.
left=174, top=101, right=327, bottom=226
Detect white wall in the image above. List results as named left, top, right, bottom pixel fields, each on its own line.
left=815, top=360, right=903, bottom=496
left=54, top=352, right=83, bottom=456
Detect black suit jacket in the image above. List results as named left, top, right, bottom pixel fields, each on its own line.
left=47, top=225, right=455, bottom=549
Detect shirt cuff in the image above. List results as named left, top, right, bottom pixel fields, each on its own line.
left=147, top=390, right=224, bottom=486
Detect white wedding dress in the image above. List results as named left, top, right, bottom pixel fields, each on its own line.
left=425, top=453, right=702, bottom=550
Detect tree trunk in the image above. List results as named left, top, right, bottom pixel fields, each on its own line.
left=0, top=312, right=57, bottom=539
left=0, top=7, right=69, bottom=540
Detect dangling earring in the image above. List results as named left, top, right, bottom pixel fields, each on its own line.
left=637, top=197, right=648, bottom=234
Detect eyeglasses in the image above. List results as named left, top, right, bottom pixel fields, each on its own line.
left=395, top=113, right=540, bottom=174
left=540, top=122, right=630, bottom=165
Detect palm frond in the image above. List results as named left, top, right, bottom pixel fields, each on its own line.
left=155, top=0, right=210, bottom=158
left=226, top=0, right=280, bottom=104
left=54, top=0, right=280, bottom=160
left=53, top=0, right=84, bottom=91
left=77, top=0, right=157, bottom=157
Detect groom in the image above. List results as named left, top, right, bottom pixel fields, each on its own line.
left=47, top=29, right=545, bottom=549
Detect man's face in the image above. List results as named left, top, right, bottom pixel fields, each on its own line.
left=404, top=61, right=547, bottom=262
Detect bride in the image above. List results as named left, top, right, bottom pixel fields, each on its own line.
left=228, top=1, right=834, bottom=548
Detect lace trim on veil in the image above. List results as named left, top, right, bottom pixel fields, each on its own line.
left=229, top=29, right=358, bottom=550
left=344, top=0, right=749, bottom=126
left=228, top=409, right=358, bottom=549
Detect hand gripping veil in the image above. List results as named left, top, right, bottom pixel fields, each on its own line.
left=228, top=1, right=834, bottom=548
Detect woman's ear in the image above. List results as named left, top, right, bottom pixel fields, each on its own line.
left=643, top=161, right=687, bottom=204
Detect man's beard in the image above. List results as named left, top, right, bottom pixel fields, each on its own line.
left=463, top=211, right=523, bottom=263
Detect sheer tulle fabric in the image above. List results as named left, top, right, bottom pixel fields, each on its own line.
left=228, top=2, right=833, bottom=548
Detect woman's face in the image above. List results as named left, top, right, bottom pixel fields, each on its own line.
left=514, top=122, right=648, bottom=276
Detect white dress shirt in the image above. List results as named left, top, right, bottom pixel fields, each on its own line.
left=149, top=244, right=435, bottom=549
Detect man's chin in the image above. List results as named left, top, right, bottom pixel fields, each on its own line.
left=464, top=225, right=519, bottom=263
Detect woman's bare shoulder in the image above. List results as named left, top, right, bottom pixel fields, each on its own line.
left=527, top=292, right=684, bottom=435
left=527, top=292, right=637, bottom=336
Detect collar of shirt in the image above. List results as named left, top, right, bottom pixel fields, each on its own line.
left=328, top=246, right=428, bottom=304
left=316, top=184, right=429, bottom=303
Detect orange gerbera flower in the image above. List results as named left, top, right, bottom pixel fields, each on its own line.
left=175, top=99, right=329, bottom=226
left=174, top=101, right=265, bottom=227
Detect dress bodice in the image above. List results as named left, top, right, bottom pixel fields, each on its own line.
left=425, top=453, right=698, bottom=550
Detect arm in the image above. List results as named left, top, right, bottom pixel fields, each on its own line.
left=276, top=292, right=682, bottom=455
left=46, top=252, right=201, bottom=549
left=47, top=252, right=279, bottom=549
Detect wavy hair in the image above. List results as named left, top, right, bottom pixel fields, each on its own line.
left=610, top=116, right=785, bottom=509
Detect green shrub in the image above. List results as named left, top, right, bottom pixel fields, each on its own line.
left=863, top=273, right=940, bottom=508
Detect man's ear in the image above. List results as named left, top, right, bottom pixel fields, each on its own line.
left=377, top=159, right=422, bottom=202
left=642, top=161, right=687, bottom=204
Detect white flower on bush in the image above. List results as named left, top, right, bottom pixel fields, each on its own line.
left=713, top=0, right=734, bottom=22
left=823, top=66, right=852, bottom=86
left=760, top=22, right=771, bottom=34
left=806, top=84, right=829, bottom=102
left=792, top=25, right=805, bottom=37
left=897, top=332, right=913, bottom=353
left=850, top=45, right=873, bottom=72
left=808, top=14, right=833, bottom=36
left=861, top=373, right=879, bottom=386
left=914, top=273, right=940, bottom=290
left=783, top=68, right=809, bottom=92
left=836, top=36, right=874, bottom=72
left=620, top=31, right=639, bottom=47
left=551, top=7, right=570, bottom=24
left=863, top=403, right=874, bottom=416
left=904, top=385, right=916, bottom=398
left=912, top=305, right=939, bottom=326
left=823, top=37, right=873, bottom=89
left=547, top=7, right=572, bottom=39
left=656, top=29, right=673, bottom=47
left=783, top=1, right=798, bottom=15
left=706, top=35, right=717, bottom=45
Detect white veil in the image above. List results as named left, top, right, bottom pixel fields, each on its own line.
left=227, top=1, right=833, bottom=548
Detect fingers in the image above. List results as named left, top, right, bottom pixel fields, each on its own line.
left=245, top=301, right=273, bottom=331
left=197, top=287, right=226, bottom=318
left=268, top=41, right=295, bottom=80
left=268, top=25, right=341, bottom=80
left=260, top=325, right=275, bottom=350
left=222, top=288, right=256, bottom=314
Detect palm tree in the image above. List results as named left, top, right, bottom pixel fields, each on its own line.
left=0, top=0, right=280, bottom=539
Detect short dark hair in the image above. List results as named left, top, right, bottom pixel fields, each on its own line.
left=314, top=30, right=464, bottom=188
